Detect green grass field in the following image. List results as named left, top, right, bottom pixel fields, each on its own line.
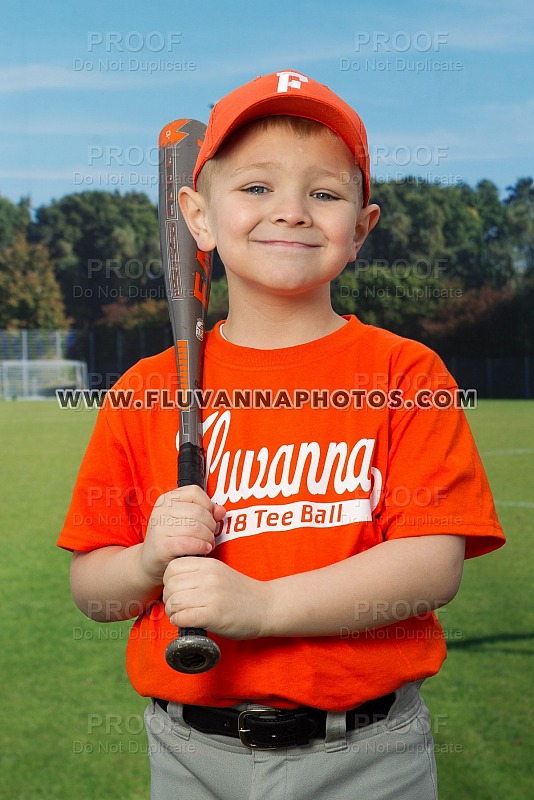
left=0, top=400, right=532, bottom=800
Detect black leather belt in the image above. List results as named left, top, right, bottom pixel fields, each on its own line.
left=155, top=693, right=395, bottom=749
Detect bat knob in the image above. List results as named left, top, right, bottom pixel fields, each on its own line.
left=165, top=633, right=221, bottom=674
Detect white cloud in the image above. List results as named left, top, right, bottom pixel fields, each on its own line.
left=0, top=166, right=156, bottom=191
left=447, top=23, right=534, bottom=52
left=0, top=167, right=80, bottom=180
left=371, top=99, right=534, bottom=168
left=0, top=62, right=203, bottom=93
left=0, top=41, right=363, bottom=96
left=0, top=120, right=151, bottom=136
left=0, top=64, right=110, bottom=92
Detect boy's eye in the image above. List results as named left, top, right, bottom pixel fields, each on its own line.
left=312, top=191, right=338, bottom=202
left=243, top=185, right=269, bottom=194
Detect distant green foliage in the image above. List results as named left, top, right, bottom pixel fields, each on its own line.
left=0, top=234, right=67, bottom=329
left=0, top=177, right=532, bottom=355
left=334, top=177, right=534, bottom=354
left=32, top=191, right=160, bottom=327
left=0, top=195, right=31, bottom=248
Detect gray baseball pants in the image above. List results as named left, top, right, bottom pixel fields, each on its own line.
left=144, top=679, right=438, bottom=799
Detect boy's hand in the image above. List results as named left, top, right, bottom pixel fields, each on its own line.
left=141, top=486, right=226, bottom=587
left=163, top=558, right=270, bottom=640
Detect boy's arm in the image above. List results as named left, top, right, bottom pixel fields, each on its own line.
left=263, top=533, right=465, bottom=637
left=163, top=534, right=465, bottom=639
left=70, top=544, right=162, bottom=622
left=70, top=486, right=226, bottom=622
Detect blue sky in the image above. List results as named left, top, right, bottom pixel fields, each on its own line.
left=1, top=0, right=532, bottom=211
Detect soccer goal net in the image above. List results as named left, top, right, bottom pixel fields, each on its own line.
left=0, top=359, right=88, bottom=400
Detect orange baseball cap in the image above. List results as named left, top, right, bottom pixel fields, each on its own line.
left=193, top=69, right=371, bottom=205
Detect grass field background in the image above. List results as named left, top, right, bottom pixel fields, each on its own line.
left=0, top=399, right=532, bottom=799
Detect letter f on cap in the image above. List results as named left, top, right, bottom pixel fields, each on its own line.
left=276, top=71, right=309, bottom=93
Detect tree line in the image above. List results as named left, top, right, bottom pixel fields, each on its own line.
left=0, top=176, right=532, bottom=358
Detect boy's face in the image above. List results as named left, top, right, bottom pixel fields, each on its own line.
left=182, top=123, right=379, bottom=302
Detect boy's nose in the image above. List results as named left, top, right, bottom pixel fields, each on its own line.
left=269, top=194, right=312, bottom=226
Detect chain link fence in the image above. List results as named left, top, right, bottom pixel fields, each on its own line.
left=0, top=329, right=73, bottom=361
left=0, top=329, right=532, bottom=398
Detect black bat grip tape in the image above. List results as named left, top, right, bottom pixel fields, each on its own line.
left=164, top=443, right=221, bottom=673
left=177, top=442, right=205, bottom=489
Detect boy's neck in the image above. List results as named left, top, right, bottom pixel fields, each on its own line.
left=222, top=292, right=347, bottom=349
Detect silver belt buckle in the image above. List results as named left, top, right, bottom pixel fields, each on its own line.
left=238, top=707, right=281, bottom=749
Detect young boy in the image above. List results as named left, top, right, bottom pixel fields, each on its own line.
left=58, top=70, right=505, bottom=799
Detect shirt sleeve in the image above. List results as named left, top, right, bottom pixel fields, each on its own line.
left=374, top=341, right=505, bottom=559
left=57, top=404, right=144, bottom=552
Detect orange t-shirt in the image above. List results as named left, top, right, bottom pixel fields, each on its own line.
left=58, top=316, right=505, bottom=710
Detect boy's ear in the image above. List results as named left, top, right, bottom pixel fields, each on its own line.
left=177, top=186, right=216, bottom=252
left=352, top=203, right=380, bottom=259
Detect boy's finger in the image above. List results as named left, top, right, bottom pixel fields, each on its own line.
left=164, top=485, right=214, bottom=511
left=163, top=555, right=212, bottom=584
left=165, top=537, right=213, bottom=559
left=212, top=503, right=227, bottom=521
left=152, top=501, right=218, bottom=532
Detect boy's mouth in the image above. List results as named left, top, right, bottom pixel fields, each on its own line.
left=252, top=239, right=319, bottom=248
